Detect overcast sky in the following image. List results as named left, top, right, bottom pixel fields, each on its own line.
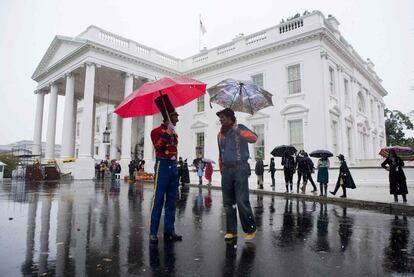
left=0, top=0, right=413, bottom=145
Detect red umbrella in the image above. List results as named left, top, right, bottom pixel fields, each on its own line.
left=114, top=76, right=206, bottom=118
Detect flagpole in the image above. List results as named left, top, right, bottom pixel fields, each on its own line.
left=199, top=14, right=202, bottom=52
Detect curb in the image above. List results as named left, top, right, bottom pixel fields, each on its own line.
left=185, top=183, right=414, bottom=216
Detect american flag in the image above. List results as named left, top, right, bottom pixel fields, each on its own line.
left=199, top=20, right=207, bottom=35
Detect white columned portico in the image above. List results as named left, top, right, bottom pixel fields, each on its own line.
left=74, top=63, right=96, bottom=179
left=61, top=73, right=75, bottom=159
left=33, top=91, right=45, bottom=157
left=119, top=73, right=133, bottom=175
left=143, top=115, right=154, bottom=172
left=45, top=83, right=58, bottom=160
left=111, top=114, right=121, bottom=160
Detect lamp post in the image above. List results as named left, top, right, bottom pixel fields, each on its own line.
left=103, top=85, right=110, bottom=144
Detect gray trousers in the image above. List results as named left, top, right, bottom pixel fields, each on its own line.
left=221, top=162, right=256, bottom=234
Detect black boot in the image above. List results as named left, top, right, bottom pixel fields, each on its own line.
left=319, top=184, right=324, bottom=196
left=394, top=194, right=398, bottom=202
left=402, top=194, right=407, bottom=203
left=324, top=184, right=328, bottom=197
left=340, top=186, right=347, bottom=198
left=285, top=184, right=289, bottom=193
left=330, top=182, right=340, bottom=196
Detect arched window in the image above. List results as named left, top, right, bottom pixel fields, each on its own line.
left=357, top=92, right=365, bottom=113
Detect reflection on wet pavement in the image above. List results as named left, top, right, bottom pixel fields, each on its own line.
left=0, top=179, right=414, bottom=276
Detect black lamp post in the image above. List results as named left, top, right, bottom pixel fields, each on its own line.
left=103, top=84, right=110, bottom=144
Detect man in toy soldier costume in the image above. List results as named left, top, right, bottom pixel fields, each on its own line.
left=149, top=94, right=182, bottom=244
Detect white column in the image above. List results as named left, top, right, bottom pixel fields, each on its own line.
left=71, top=99, right=78, bottom=157
left=45, top=83, right=58, bottom=160
left=33, top=91, right=45, bottom=157
left=143, top=115, right=154, bottom=172
left=119, top=73, right=133, bottom=175
left=61, top=73, right=75, bottom=159
left=111, top=114, right=121, bottom=160
left=74, top=63, right=96, bottom=179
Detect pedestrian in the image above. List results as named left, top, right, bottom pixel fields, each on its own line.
left=217, top=107, right=257, bottom=241
left=269, top=157, right=276, bottom=188
left=181, top=159, right=190, bottom=185
left=255, top=157, right=266, bottom=189
left=282, top=151, right=295, bottom=193
left=330, top=154, right=356, bottom=198
left=381, top=149, right=408, bottom=203
left=149, top=94, right=182, bottom=244
left=205, top=162, right=213, bottom=185
left=109, top=160, right=117, bottom=180
left=193, top=158, right=205, bottom=186
left=99, top=161, right=106, bottom=180
left=128, top=160, right=135, bottom=180
left=303, top=152, right=318, bottom=193
left=317, top=156, right=330, bottom=196
left=296, top=150, right=308, bottom=193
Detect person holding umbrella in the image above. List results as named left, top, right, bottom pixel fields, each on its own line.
left=217, top=107, right=258, bottom=241
left=330, top=154, right=356, bottom=198
left=317, top=156, right=330, bottom=197
left=303, top=152, right=318, bottom=193
left=282, top=151, right=295, bottom=193
left=381, top=149, right=408, bottom=203
left=149, top=94, right=182, bottom=243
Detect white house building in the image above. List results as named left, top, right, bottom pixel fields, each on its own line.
left=31, top=11, right=387, bottom=179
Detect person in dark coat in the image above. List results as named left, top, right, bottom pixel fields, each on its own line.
left=181, top=159, right=190, bottom=185
left=269, top=158, right=276, bottom=188
left=330, top=154, right=356, bottom=198
left=128, top=161, right=136, bottom=180
left=296, top=150, right=308, bottom=193
left=381, top=149, right=408, bottom=203
left=282, top=152, right=295, bottom=193
left=255, top=158, right=267, bottom=189
left=303, top=152, right=317, bottom=193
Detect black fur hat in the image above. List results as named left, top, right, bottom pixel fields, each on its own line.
left=154, top=94, right=178, bottom=121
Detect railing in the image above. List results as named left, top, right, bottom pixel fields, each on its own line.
left=279, top=19, right=304, bottom=34
left=217, top=43, right=236, bottom=55
left=155, top=52, right=179, bottom=65
left=99, top=31, right=129, bottom=48
left=245, top=32, right=267, bottom=45
left=192, top=53, right=209, bottom=63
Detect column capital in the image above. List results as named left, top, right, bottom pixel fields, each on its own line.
left=121, top=72, right=133, bottom=78
left=65, top=72, right=74, bottom=78
left=83, top=62, right=99, bottom=68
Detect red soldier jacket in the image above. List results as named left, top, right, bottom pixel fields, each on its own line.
left=151, top=124, right=178, bottom=159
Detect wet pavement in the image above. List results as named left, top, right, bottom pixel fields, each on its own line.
left=1, top=179, right=414, bottom=276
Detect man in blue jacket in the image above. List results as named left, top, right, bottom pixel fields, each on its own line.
left=217, top=108, right=257, bottom=241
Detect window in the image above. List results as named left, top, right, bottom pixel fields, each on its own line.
left=95, top=146, right=99, bottom=155
left=344, top=79, right=350, bottom=105
left=331, top=121, right=338, bottom=155
left=251, top=73, right=264, bottom=88
left=346, top=127, right=352, bottom=160
left=96, top=116, right=100, bottom=133
left=196, top=132, right=205, bottom=157
left=197, top=96, right=205, bottom=112
left=253, top=125, right=265, bottom=159
left=76, top=122, right=80, bottom=137
left=289, top=120, right=303, bottom=151
left=329, top=67, right=335, bottom=95
left=106, top=113, right=112, bottom=130
left=287, top=64, right=301, bottom=94
left=357, top=92, right=365, bottom=113
left=106, top=145, right=110, bottom=157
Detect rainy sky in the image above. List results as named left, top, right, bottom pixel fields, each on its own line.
left=0, top=0, right=413, bottom=145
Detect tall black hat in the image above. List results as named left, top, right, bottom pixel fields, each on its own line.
left=154, top=94, right=178, bottom=121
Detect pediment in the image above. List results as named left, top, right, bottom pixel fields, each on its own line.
left=280, top=104, right=309, bottom=115
left=190, top=120, right=208, bottom=129
left=32, top=36, right=86, bottom=80
left=246, top=111, right=270, bottom=121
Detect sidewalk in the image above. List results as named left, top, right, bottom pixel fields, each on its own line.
left=189, top=175, right=414, bottom=213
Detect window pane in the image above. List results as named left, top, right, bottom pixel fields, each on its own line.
left=251, top=73, right=264, bottom=88
left=253, top=125, right=265, bottom=159
left=196, top=132, right=205, bottom=157
left=288, top=64, right=301, bottom=94
left=289, top=120, right=303, bottom=150
left=197, top=96, right=205, bottom=112
left=96, top=116, right=100, bottom=133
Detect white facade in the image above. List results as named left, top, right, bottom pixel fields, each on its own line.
left=31, top=11, right=387, bottom=179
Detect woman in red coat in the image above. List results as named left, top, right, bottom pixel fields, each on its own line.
left=205, top=162, right=213, bottom=185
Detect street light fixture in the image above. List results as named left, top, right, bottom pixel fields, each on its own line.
left=103, top=84, right=111, bottom=144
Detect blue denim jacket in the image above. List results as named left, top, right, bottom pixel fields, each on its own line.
left=217, top=124, right=257, bottom=165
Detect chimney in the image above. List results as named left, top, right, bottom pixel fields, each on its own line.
left=326, top=15, right=340, bottom=39
left=366, top=58, right=375, bottom=70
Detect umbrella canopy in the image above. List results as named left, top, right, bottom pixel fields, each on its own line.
left=379, top=146, right=414, bottom=161
left=309, top=150, right=333, bottom=158
left=202, top=158, right=216, bottom=164
left=115, top=76, right=206, bottom=118
left=207, top=79, right=273, bottom=115
left=270, top=145, right=297, bottom=157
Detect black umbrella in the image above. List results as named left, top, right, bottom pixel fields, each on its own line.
left=309, top=149, right=333, bottom=158
left=271, top=145, right=297, bottom=157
